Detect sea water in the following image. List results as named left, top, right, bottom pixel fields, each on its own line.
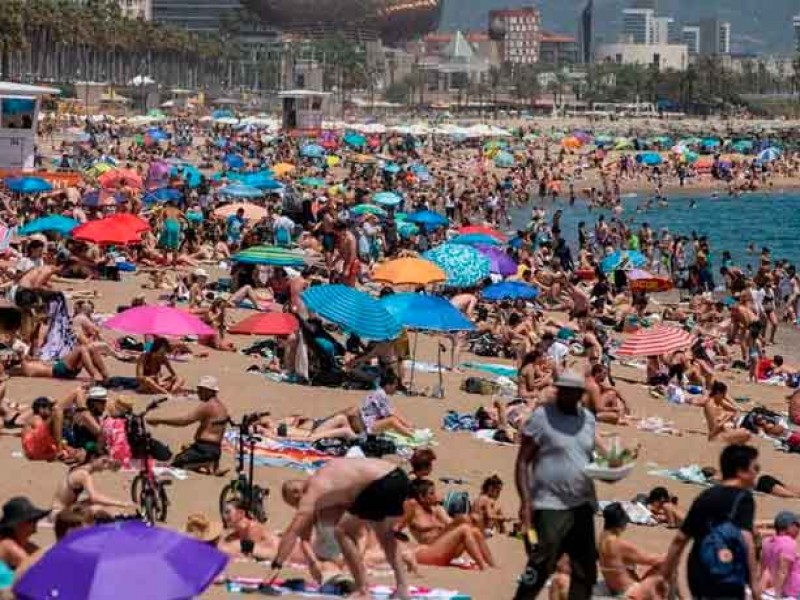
left=510, top=191, right=800, bottom=270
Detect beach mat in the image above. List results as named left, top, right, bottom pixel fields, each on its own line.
left=223, top=431, right=332, bottom=473
left=460, top=361, right=517, bottom=378
left=221, top=578, right=471, bottom=598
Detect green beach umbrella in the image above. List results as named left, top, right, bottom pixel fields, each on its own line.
left=351, top=204, right=387, bottom=217
left=232, top=245, right=306, bottom=267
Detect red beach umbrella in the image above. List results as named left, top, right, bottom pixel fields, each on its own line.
left=107, top=212, right=150, bottom=233
left=98, top=168, right=144, bottom=190
left=229, top=312, right=299, bottom=336
left=457, top=225, right=507, bottom=241
left=72, top=217, right=145, bottom=245
left=616, top=325, right=695, bottom=357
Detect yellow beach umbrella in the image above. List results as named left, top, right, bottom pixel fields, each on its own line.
left=326, top=155, right=340, bottom=167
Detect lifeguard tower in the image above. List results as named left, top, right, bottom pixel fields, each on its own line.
left=0, top=82, right=59, bottom=170
left=278, top=89, right=329, bottom=136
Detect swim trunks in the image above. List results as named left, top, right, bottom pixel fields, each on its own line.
left=756, top=474, right=783, bottom=495
left=52, top=359, right=80, bottom=380
left=172, top=440, right=221, bottom=469
left=159, top=218, right=181, bottom=251
left=349, top=468, right=410, bottom=521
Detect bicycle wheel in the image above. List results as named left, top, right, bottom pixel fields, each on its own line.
left=130, top=474, right=145, bottom=504
left=218, top=481, right=240, bottom=525
left=155, top=482, right=169, bottom=522
left=142, top=488, right=157, bottom=524
left=250, top=486, right=269, bottom=523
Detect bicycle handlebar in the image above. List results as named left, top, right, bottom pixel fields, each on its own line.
left=133, top=396, right=169, bottom=418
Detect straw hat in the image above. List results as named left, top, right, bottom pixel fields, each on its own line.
left=183, top=513, right=223, bottom=543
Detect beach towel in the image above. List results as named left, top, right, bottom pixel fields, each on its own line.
left=473, top=429, right=515, bottom=446
left=39, top=292, right=77, bottom=361
left=382, top=429, right=435, bottom=449
left=402, top=360, right=445, bottom=374
left=223, top=430, right=332, bottom=473
left=442, top=410, right=478, bottom=432
left=648, top=464, right=710, bottom=486
left=460, top=361, right=517, bottom=378
left=222, top=578, right=471, bottom=599
left=597, top=500, right=657, bottom=526
left=637, top=417, right=680, bottom=436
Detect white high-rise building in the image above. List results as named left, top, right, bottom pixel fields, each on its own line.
left=717, top=21, right=730, bottom=55
left=793, top=15, right=800, bottom=53
left=682, top=26, right=700, bottom=55
left=622, top=8, right=655, bottom=44
left=651, top=16, right=675, bottom=44
left=120, top=0, right=152, bottom=19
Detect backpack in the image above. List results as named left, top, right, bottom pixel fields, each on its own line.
left=697, top=491, right=749, bottom=587
left=443, top=491, right=471, bottom=517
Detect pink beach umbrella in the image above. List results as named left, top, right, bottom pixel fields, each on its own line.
left=104, top=306, right=215, bottom=337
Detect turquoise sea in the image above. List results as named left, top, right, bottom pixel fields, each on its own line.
left=510, top=191, right=800, bottom=270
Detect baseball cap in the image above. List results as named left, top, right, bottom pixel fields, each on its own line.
left=774, top=511, right=800, bottom=531
left=197, top=375, right=220, bottom=392
left=554, top=370, right=585, bottom=390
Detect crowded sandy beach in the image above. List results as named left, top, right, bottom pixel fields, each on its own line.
left=0, top=109, right=798, bottom=600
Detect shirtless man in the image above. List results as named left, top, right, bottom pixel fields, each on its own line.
left=702, top=380, right=751, bottom=444
left=219, top=500, right=285, bottom=561
left=585, top=364, right=629, bottom=425
left=335, top=222, right=359, bottom=287
left=147, top=375, right=228, bottom=473
left=272, top=458, right=411, bottom=599
left=598, top=503, right=666, bottom=599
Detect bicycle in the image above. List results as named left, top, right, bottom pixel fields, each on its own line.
left=218, top=412, right=270, bottom=524
left=128, top=397, right=171, bottom=525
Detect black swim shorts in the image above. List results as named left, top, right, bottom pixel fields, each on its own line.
left=349, top=468, right=410, bottom=521
left=172, top=441, right=221, bottom=469
left=756, top=474, right=782, bottom=495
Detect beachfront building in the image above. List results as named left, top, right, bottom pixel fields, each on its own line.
left=793, top=15, right=800, bottom=53
left=689, top=18, right=731, bottom=56
left=539, top=32, right=579, bottom=67
left=621, top=8, right=655, bottom=44
left=595, top=42, right=688, bottom=71
left=682, top=26, right=700, bottom=56
left=488, top=7, right=541, bottom=65
left=151, top=0, right=243, bottom=32
left=119, top=0, right=151, bottom=19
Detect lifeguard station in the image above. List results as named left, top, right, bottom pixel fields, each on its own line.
left=0, top=82, right=59, bottom=170
left=278, top=89, right=329, bottom=136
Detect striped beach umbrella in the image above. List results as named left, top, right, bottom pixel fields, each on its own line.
left=423, top=243, right=491, bottom=288
left=231, top=245, right=306, bottom=267
left=616, top=326, right=695, bottom=357
left=302, top=284, right=401, bottom=341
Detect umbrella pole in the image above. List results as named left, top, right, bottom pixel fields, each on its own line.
left=409, top=331, right=418, bottom=393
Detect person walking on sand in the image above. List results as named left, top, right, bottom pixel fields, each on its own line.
left=271, top=458, right=411, bottom=600
left=660, top=444, right=761, bottom=600
left=513, top=371, right=599, bottom=600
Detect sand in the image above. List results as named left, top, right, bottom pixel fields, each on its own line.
left=1, top=269, right=799, bottom=599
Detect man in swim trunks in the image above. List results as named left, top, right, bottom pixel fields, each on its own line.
left=147, top=375, right=228, bottom=473
left=272, top=458, right=411, bottom=599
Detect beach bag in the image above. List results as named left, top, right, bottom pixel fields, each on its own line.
left=460, top=377, right=499, bottom=396
left=443, top=491, right=471, bottom=517
left=697, top=491, right=748, bottom=587
left=312, top=438, right=350, bottom=457
left=359, top=435, right=397, bottom=458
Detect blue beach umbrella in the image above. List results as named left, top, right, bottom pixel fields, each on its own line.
left=224, top=154, right=245, bottom=169
left=451, top=233, right=501, bottom=247
left=381, top=293, right=474, bottom=332
left=383, top=163, right=401, bottom=174
left=351, top=204, right=387, bottom=218
left=171, top=165, right=202, bottom=188
left=300, top=144, right=324, bottom=159
left=482, top=281, right=539, bottom=302
left=731, top=140, right=754, bottom=154
left=4, top=177, right=53, bottom=194
left=636, top=152, right=662, bottom=166
left=145, top=128, right=170, bottom=142
left=343, top=133, right=367, bottom=148
left=302, top=284, right=401, bottom=341
left=218, top=184, right=262, bottom=199
left=19, top=215, right=79, bottom=236
left=423, top=243, right=491, bottom=288
left=398, top=221, right=419, bottom=239
left=373, top=191, right=402, bottom=207
left=405, top=210, right=448, bottom=228
left=600, top=250, right=646, bottom=273
left=143, top=187, right=182, bottom=203
left=82, top=190, right=125, bottom=207
left=758, top=147, right=781, bottom=162
left=494, top=151, right=515, bottom=168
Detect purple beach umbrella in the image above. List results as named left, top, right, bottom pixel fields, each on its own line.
left=14, top=520, right=228, bottom=600
left=476, top=244, right=518, bottom=276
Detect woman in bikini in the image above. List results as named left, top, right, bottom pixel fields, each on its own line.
left=51, top=456, right=132, bottom=517
left=395, top=479, right=495, bottom=570
left=517, top=349, right=552, bottom=401
left=702, top=380, right=751, bottom=444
